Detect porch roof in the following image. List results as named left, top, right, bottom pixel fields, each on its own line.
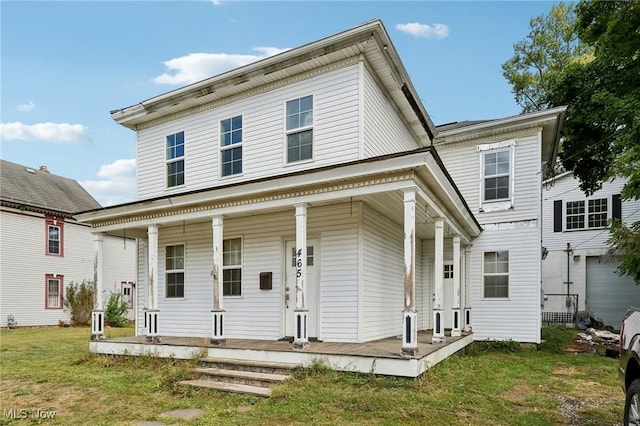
left=76, top=148, right=482, bottom=242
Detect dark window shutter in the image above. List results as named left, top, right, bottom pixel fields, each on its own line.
left=553, top=200, right=563, bottom=232
left=612, top=194, right=622, bottom=220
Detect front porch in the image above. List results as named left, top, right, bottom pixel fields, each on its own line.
left=90, top=330, right=473, bottom=378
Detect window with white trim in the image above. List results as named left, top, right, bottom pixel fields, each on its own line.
left=483, top=251, right=509, bottom=298
left=223, top=238, right=242, bottom=296
left=286, top=95, right=313, bottom=163
left=483, top=150, right=510, bottom=201
left=166, top=131, right=185, bottom=187
left=165, top=245, right=185, bottom=298
left=45, top=274, right=63, bottom=309
left=565, top=198, right=608, bottom=230
left=46, top=216, right=63, bottom=256
left=220, top=116, right=242, bottom=176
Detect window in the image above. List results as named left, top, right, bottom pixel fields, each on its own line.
left=45, top=217, right=64, bottom=256
left=223, top=238, right=242, bottom=296
left=290, top=246, right=314, bottom=267
left=166, top=131, right=185, bottom=187
left=444, top=264, right=453, bottom=279
left=565, top=198, right=608, bottom=230
left=483, top=150, right=510, bottom=201
left=286, top=95, right=313, bottom=163
left=165, top=245, right=185, bottom=298
left=483, top=251, right=509, bottom=298
left=45, top=274, right=63, bottom=309
left=220, top=116, right=243, bottom=176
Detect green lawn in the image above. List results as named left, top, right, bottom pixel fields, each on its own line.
left=0, top=326, right=623, bottom=425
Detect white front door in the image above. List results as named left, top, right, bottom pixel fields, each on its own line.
left=443, top=261, right=454, bottom=329
left=285, top=239, right=318, bottom=338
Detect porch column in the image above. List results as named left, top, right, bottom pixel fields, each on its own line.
left=211, top=215, right=225, bottom=345
left=432, top=218, right=445, bottom=343
left=451, top=236, right=462, bottom=337
left=293, top=203, right=309, bottom=350
left=91, top=232, right=105, bottom=340
left=145, top=224, right=160, bottom=343
left=402, top=189, right=418, bottom=357
left=463, top=245, right=472, bottom=332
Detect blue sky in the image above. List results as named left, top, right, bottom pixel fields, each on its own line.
left=1, top=1, right=559, bottom=206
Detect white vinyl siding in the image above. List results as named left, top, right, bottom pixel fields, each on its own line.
left=0, top=210, right=136, bottom=327
left=362, top=65, right=420, bottom=157
left=136, top=64, right=361, bottom=200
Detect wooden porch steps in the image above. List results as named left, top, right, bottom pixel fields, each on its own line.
left=177, top=357, right=299, bottom=398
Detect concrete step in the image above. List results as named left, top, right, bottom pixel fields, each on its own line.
left=191, top=367, right=290, bottom=387
left=178, top=379, right=272, bottom=398
left=199, top=357, right=299, bottom=375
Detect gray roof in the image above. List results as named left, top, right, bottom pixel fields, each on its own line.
left=435, top=120, right=493, bottom=132
left=0, top=159, right=101, bottom=215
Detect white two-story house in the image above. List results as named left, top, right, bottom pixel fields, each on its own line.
left=541, top=171, right=640, bottom=328
left=77, top=20, right=565, bottom=356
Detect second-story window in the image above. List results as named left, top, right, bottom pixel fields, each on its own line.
left=286, top=95, right=313, bottom=163
left=166, top=131, right=185, bottom=188
left=483, top=150, right=510, bottom=201
left=46, top=216, right=64, bottom=256
left=220, top=116, right=242, bottom=177
left=566, top=198, right=608, bottom=230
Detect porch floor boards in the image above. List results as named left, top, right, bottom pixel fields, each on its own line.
left=106, top=330, right=469, bottom=360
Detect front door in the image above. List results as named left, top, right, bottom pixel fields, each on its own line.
left=443, top=261, right=454, bottom=329
left=284, top=239, right=318, bottom=339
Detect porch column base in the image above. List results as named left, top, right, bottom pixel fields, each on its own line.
left=432, top=309, right=446, bottom=344
left=210, top=309, right=226, bottom=345
left=451, top=309, right=461, bottom=337
left=144, top=309, right=161, bottom=343
left=293, top=310, right=309, bottom=350
left=463, top=308, right=472, bottom=333
left=401, top=310, right=418, bottom=357
left=91, top=310, right=105, bottom=341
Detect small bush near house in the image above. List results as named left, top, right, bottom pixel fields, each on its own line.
left=64, top=280, right=94, bottom=326
left=105, top=293, right=129, bottom=327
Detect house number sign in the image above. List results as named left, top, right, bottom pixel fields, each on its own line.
left=296, top=248, right=303, bottom=278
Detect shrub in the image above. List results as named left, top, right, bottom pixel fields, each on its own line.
left=65, top=280, right=94, bottom=326
left=105, top=293, right=129, bottom=327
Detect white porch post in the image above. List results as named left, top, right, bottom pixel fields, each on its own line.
left=145, top=224, right=160, bottom=342
left=463, top=245, right=472, bottom=332
left=211, top=215, right=225, bottom=345
left=451, top=236, right=462, bottom=337
left=91, top=232, right=105, bottom=340
left=432, top=218, right=446, bottom=343
left=293, top=203, right=309, bottom=349
left=402, top=189, right=418, bottom=357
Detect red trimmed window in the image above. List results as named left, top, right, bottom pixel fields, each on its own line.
left=45, top=274, right=63, bottom=309
left=45, top=216, right=64, bottom=256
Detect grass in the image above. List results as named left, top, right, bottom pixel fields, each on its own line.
left=0, top=326, right=623, bottom=425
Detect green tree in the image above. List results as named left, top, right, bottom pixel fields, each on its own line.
left=502, top=2, right=592, bottom=113
left=104, top=292, right=129, bottom=327
left=547, top=0, right=640, bottom=283
left=64, top=280, right=94, bottom=326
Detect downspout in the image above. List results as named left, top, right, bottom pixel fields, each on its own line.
left=564, top=242, right=572, bottom=309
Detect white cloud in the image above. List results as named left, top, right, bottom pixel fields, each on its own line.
left=396, top=22, right=449, bottom=39
left=210, top=0, right=223, bottom=5
left=16, top=100, right=35, bottom=112
left=0, top=122, right=90, bottom=143
left=153, top=47, right=289, bottom=85
left=80, top=159, right=136, bottom=207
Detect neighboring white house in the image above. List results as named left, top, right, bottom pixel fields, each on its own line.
left=0, top=160, right=137, bottom=327
left=541, top=171, right=640, bottom=328
left=77, top=19, right=565, bottom=352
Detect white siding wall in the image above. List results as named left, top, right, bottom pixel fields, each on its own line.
left=362, top=65, right=420, bottom=157
left=152, top=203, right=360, bottom=341
left=101, top=236, right=137, bottom=320
left=437, top=129, right=543, bottom=342
left=0, top=211, right=94, bottom=327
left=136, top=65, right=361, bottom=200
left=361, top=205, right=405, bottom=341
left=541, top=175, right=640, bottom=312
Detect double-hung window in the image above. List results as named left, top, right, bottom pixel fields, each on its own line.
left=483, top=150, right=510, bottom=201
left=45, top=274, right=63, bottom=309
left=565, top=198, right=608, bottom=230
left=166, top=131, right=185, bottom=187
left=483, top=251, right=509, bottom=298
left=220, top=116, right=243, bottom=177
left=165, top=244, right=185, bottom=298
left=223, top=238, right=242, bottom=296
left=286, top=95, right=313, bottom=163
left=46, top=217, right=63, bottom=256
